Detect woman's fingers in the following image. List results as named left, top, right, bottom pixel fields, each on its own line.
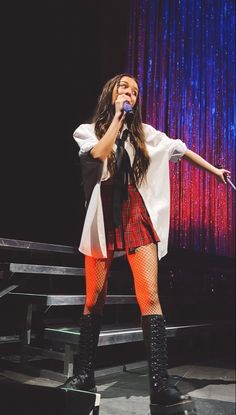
left=116, top=93, right=132, bottom=104
left=218, top=169, right=231, bottom=184
left=115, top=94, right=132, bottom=116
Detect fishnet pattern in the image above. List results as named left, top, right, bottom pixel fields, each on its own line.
left=84, top=252, right=113, bottom=315
left=127, top=243, right=163, bottom=316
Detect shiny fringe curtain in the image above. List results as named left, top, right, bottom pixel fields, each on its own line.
left=127, top=0, right=235, bottom=257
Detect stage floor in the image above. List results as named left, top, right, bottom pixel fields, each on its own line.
left=0, top=355, right=235, bottom=415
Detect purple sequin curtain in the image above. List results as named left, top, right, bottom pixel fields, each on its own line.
left=127, top=0, right=235, bottom=256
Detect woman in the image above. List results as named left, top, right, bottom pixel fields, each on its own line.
left=61, top=74, right=230, bottom=415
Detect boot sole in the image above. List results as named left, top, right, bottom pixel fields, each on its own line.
left=150, top=399, right=197, bottom=415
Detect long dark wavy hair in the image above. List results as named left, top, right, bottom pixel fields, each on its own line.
left=92, top=73, right=150, bottom=185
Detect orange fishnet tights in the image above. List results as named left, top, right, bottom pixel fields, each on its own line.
left=83, top=243, right=162, bottom=316
left=83, top=251, right=113, bottom=315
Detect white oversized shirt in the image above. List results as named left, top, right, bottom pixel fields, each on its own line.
left=73, top=123, right=187, bottom=260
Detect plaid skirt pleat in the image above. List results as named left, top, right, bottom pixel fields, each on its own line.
left=100, top=183, right=160, bottom=252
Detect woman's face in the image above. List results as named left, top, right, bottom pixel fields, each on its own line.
left=112, top=76, right=139, bottom=107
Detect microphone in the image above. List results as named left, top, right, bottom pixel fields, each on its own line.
left=123, top=101, right=134, bottom=128
left=225, top=175, right=236, bottom=191
left=123, top=101, right=134, bottom=115
left=216, top=164, right=236, bottom=191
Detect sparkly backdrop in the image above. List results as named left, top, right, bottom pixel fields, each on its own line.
left=127, top=0, right=235, bottom=257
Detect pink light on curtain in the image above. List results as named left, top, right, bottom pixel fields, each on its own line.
left=127, top=0, right=235, bottom=257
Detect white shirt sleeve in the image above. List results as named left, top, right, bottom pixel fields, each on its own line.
left=143, top=123, right=187, bottom=162
left=162, top=133, right=187, bottom=163
left=73, top=123, right=98, bottom=156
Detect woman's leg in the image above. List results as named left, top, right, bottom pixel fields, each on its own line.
left=84, top=251, right=114, bottom=315
left=61, top=252, right=114, bottom=391
left=126, top=243, right=162, bottom=316
left=127, top=244, right=194, bottom=414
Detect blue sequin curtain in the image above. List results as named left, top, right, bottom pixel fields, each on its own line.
left=127, top=0, right=235, bottom=256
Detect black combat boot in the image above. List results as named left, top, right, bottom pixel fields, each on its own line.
left=142, top=315, right=195, bottom=414
left=60, top=314, right=101, bottom=392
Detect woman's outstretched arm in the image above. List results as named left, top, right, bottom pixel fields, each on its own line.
left=182, top=149, right=231, bottom=184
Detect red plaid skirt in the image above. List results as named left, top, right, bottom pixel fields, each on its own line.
left=101, top=182, right=160, bottom=252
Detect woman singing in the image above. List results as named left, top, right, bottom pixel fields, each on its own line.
left=61, top=74, right=230, bottom=415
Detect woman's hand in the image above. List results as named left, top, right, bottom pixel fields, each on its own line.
left=215, top=168, right=231, bottom=184
left=183, top=150, right=231, bottom=185
left=115, top=93, right=132, bottom=119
